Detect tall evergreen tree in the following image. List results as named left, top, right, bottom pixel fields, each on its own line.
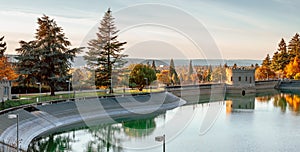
left=262, top=54, right=271, bottom=67
left=188, top=60, right=194, bottom=75
left=16, top=15, right=82, bottom=96
left=169, top=58, right=180, bottom=85
left=271, top=38, right=290, bottom=72
left=151, top=60, right=159, bottom=73
left=0, top=36, right=6, bottom=57
left=288, top=33, right=300, bottom=60
left=84, top=8, right=127, bottom=93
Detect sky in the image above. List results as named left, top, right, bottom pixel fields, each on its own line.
left=0, top=0, right=300, bottom=59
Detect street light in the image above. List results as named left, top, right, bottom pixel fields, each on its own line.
left=155, top=134, right=165, bottom=152
left=36, top=82, right=41, bottom=102
left=8, top=114, right=19, bottom=152
left=66, top=80, right=70, bottom=100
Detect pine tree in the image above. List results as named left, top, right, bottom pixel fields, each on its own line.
left=151, top=60, right=159, bottom=73
left=188, top=60, right=194, bottom=76
left=0, top=36, right=6, bottom=57
left=288, top=33, right=300, bottom=60
left=84, top=8, right=127, bottom=93
left=262, top=54, right=271, bottom=67
left=271, top=51, right=280, bottom=71
left=271, top=39, right=290, bottom=72
left=16, top=15, right=82, bottom=96
left=169, top=58, right=180, bottom=85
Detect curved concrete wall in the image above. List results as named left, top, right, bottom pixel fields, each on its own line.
left=0, top=92, right=185, bottom=151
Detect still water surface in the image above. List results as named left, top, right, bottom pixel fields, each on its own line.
left=28, top=90, right=300, bottom=152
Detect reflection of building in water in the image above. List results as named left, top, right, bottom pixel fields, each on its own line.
left=225, top=67, right=256, bottom=94
left=225, top=93, right=255, bottom=113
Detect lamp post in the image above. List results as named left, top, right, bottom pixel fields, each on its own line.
left=36, top=82, right=41, bottom=102
left=8, top=114, right=19, bottom=152
left=66, top=80, right=70, bottom=100
left=155, top=134, right=165, bottom=152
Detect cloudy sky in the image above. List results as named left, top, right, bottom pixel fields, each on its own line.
left=0, top=0, right=299, bottom=59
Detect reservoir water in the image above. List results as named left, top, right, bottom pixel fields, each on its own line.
left=28, top=89, right=300, bottom=152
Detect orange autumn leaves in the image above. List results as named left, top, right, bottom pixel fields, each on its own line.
left=284, top=56, right=300, bottom=79
left=0, top=57, right=18, bottom=80
left=285, top=94, right=300, bottom=112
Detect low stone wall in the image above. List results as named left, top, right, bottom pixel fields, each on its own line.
left=255, top=80, right=279, bottom=90
left=278, top=80, right=300, bottom=90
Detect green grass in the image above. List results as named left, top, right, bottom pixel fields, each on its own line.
left=0, top=88, right=165, bottom=111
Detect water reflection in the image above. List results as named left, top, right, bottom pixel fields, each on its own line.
left=272, top=94, right=287, bottom=112
left=225, top=93, right=255, bottom=113
left=28, top=114, right=161, bottom=152
left=28, top=90, right=300, bottom=152
left=255, top=90, right=300, bottom=113
left=122, top=118, right=156, bottom=137
left=28, top=133, right=74, bottom=152
left=87, top=124, right=123, bottom=152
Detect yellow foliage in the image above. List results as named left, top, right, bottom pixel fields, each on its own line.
left=0, top=57, right=18, bottom=80
left=285, top=94, right=300, bottom=112
left=284, top=56, right=300, bottom=79
left=156, top=70, right=170, bottom=85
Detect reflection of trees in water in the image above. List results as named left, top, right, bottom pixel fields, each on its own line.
left=285, top=94, right=300, bottom=112
left=122, top=118, right=156, bottom=137
left=258, top=93, right=300, bottom=113
left=273, top=94, right=287, bottom=112
left=28, top=133, right=74, bottom=152
left=87, top=124, right=123, bottom=152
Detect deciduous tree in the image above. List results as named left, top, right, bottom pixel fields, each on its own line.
left=129, top=64, right=156, bottom=91
left=156, top=70, right=171, bottom=86
left=284, top=56, right=300, bottom=79
left=0, top=57, right=18, bottom=80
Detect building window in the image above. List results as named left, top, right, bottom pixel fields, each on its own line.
left=245, top=76, right=248, bottom=81
left=231, top=77, right=233, bottom=82
left=250, top=77, right=252, bottom=83
left=3, top=87, right=8, bottom=96
left=239, top=76, right=241, bottom=81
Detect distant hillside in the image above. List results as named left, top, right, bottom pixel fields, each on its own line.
left=72, top=56, right=261, bottom=67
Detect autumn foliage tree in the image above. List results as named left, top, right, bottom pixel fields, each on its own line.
left=156, top=70, right=171, bottom=85
left=284, top=56, right=300, bottom=79
left=0, top=57, right=18, bottom=80
left=0, top=36, right=18, bottom=80
left=255, top=54, right=276, bottom=80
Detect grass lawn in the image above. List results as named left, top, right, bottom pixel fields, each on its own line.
left=0, top=87, right=165, bottom=111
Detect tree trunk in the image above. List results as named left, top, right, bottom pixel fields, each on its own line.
left=50, top=84, right=55, bottom=96
left=138, top=86, right=144, bottom=91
